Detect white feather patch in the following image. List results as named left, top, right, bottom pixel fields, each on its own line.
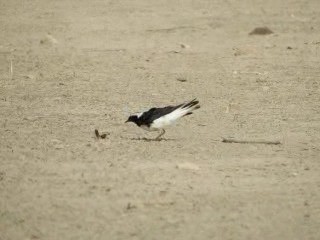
left=136, top=112, right=143, bottom=118
left=151, top=106, right=194, bottom=129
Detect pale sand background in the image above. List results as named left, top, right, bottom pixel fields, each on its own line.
left=1, top=0, right=320, bottom=239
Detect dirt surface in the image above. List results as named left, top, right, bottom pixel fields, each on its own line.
left=1, top=0, right=320, bottom=239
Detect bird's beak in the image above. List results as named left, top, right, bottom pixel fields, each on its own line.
left=125, top=120, right=129, bottom=123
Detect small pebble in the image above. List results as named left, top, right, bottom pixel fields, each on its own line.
left=249, top=27, right=273, bottom=35
left=176, top=162, right=200, bottom=171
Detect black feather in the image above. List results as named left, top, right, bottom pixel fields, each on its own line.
left=137, top=104, right=182, bottom=127
left=182, top=99, right=199, bottom=109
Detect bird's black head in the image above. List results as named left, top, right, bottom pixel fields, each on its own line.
left=125, top=115, right=139, bottom=124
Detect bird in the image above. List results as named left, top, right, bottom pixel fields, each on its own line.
left=125, top=98, right=200, bottom=140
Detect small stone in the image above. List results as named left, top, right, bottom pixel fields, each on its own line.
left=0, top=171, right=5, bottom=181
left=126, top=202, right=136, bottom=210
left=176, top=162, right=200, bottom=171
left=24, top=74, right=35, bottom=79
left=180, top=43, right=190, bottom=49
left=51, top=139, right=64, bottom=149
left=177, top=77, right=187, bottom=82
left=249, top=27, right=273, bottom=35
left=100, top=133, right=107, bottom=139
left=44, top=33, right=58, bottom=44
left=54, top=145, right=64, bottom=150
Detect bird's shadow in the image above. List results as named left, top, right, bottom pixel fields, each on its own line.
left=130, top=137, right=175, bottom=142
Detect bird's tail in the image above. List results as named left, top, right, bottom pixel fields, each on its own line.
left=158, top=99, right=200, bottom=125
left=180, top=98, right=200, bottom=116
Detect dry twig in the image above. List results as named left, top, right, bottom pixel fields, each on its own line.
left=222, top=138, right=281, bottom=145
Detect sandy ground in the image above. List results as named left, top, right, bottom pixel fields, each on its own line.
left=1, top=0, right=320, bottom=239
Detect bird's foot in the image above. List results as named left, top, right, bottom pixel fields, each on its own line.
left=154, top=129, right=166, bottom=141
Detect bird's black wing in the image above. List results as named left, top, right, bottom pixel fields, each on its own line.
left=138, top=104, right=183, bottom=126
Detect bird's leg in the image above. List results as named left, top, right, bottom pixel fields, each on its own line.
left=155, top=129, right=165, bottom=141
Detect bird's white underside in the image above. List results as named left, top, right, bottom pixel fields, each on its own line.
left=149, top=105, right=196, bottom=129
